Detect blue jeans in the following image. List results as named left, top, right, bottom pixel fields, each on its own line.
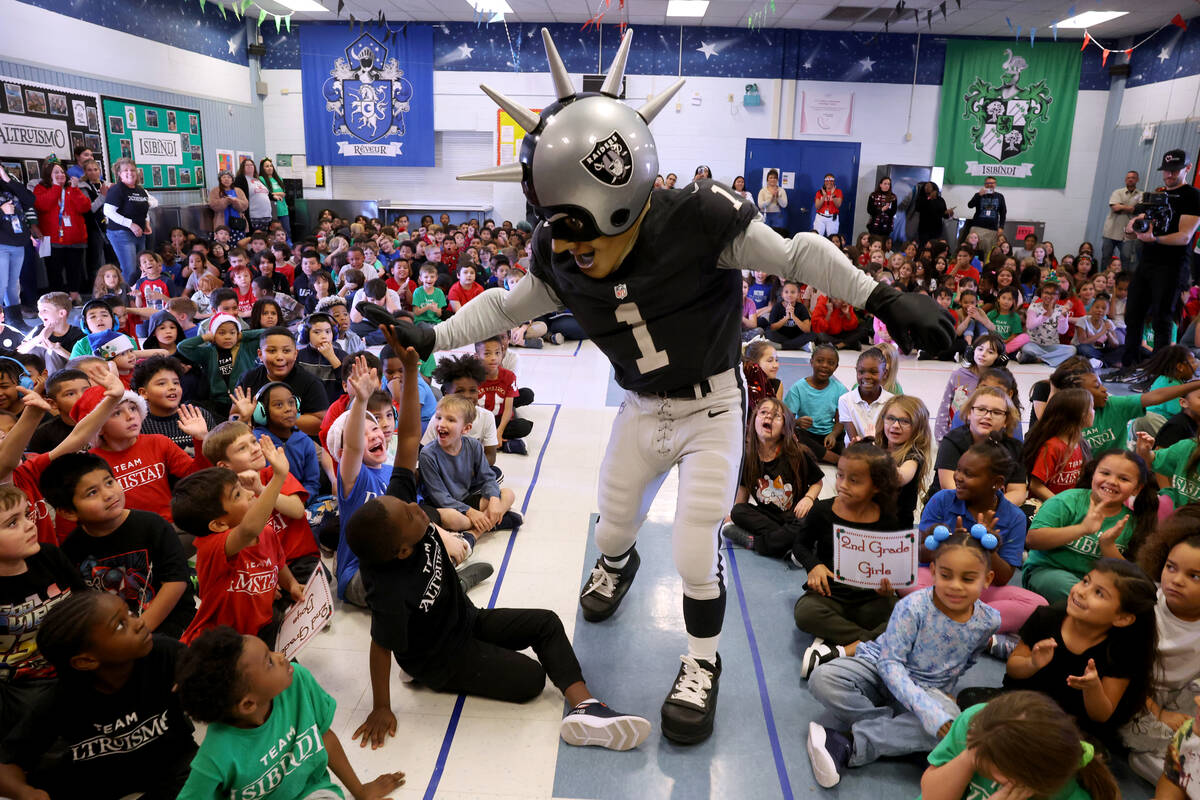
left=278, top=214, right=291, bottom=241
left=1020, top=341, right=1076, bottom=367
left=1101, top=237, right=1136, bottom=271
left=809, top=655, right=958, bottom=767
left=0, top=244, right=24, bottom=307
left=108, top=226, right=145, bottom=284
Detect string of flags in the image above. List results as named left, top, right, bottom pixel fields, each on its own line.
left=181, top=0, right=295, bottom=33
left=747, top=0, right=776, bottom=31
left=582, top=0, right=629, bottom=33
left=338, top=2, right=410, bottom=45
left=1080, top=13, right=1188, bottom=66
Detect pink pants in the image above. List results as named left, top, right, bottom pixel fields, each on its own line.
left=898, top=566, right=1048, bottom=634
left=1004, top=333, right=1031, bottom=354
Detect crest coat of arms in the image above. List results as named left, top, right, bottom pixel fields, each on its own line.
left=321, top=33, right=414, bottom=155
left=962, top=48, right=1052, bottom=165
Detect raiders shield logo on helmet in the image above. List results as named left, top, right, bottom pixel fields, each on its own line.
left=581, top=131, right=633, bottom=186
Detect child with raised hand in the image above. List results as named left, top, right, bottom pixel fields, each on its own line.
left=346, top=336, right=650, bottom=753
left=172, top=435, right=303, bottom=644
left=806, top=528, right=1001, bottom=789
left=935, top=334, right=1005, bottom=439
left=1025, top=450, right=1158, bottom=603
left=791, top=442, right=898, bottom=677
left=1115, top=507, right=1200, bottom=782
left=42, top=452, right=196, bottom=638
left=920, top=690, right=1121, bottom=800
left=873, top=395, right=932, bottom=526
left=838, top=347, right=893, bottom=444
left=0, top=592, right=198, bottom=800
left=785, top=343, right=847, bottom=465
left=133, top=355, right=218, bottom=455
left=723, top=397, right=822, bottom=558
left=913, top=441, right=1045, bottom=634
left=176, top=626, right=405, bottom=800
left=1023, top=388, right=1094, bottom=501
left=743, top=339, right=782, bottom=421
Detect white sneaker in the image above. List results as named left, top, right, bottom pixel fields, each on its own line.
left=1089, top=357, right=1103, bottom=370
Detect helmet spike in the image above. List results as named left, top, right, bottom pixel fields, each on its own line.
left=600, top=29, right=633, bottom=98
left=457, top=163, right=524, bottom=183
left=541, top=28, right=575, bottom=101
left=479, top=84, right=541, bottom=133
left=638, top=78, right=686, bottom=124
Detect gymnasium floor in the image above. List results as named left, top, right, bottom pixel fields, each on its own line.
left=296, top=341, right=1151, bottom=799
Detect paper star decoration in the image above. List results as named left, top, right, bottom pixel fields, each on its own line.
left=227, top=34, right=240, bottom=55
left=1158, top=47, right=1171, bottom=62
left=859, top=56, right=875, bottom=72
left=457, top=43, right=474, bottom=59
left=697, top=41, right=719, bottom=59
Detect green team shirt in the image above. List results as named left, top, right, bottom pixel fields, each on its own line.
left=1153, top=438, right=1200, bottom=508
left=986, top=310, right=1023, bottom=340
left=412, top=286, right=447, bottom=325
left=1147, top=375, right=1184, bottom=418
left=1082, top=394, right=1143, bottom=454
left=919, top=704, right=1091, bottom=800
left=177, top=663, right=342, bottom=800
left=1025, top=488, right=1133, bottom=577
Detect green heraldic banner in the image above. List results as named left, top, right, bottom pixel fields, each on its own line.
left=936, top=40, right=1081, bottom=189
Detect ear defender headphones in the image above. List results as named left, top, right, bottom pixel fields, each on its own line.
left=252, top=381, right=299, bottom=427
left=0, top=356, right=36, bottom=390
left=300, top=312, right=336, bottom=347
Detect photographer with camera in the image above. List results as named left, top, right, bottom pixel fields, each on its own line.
left=1120, top=149, right=1200, bottom=369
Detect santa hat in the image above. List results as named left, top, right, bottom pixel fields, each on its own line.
left=325, top=406, right=379, bottom=462
left=70, top=384, right=147, bottom=424
left=209, top=313, right=241, bottom=335
left=87, top=329, right=135, bottom=361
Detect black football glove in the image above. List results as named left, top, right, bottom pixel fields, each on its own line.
left=864, top=284, right=954, bottom=355
left=357, top=302, right=436, bottom=360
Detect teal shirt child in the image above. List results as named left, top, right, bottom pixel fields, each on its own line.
left=783, top=375, right=848, bottom=436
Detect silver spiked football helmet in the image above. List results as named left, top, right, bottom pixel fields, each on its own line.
left=459, top=29, right=684, bottom=241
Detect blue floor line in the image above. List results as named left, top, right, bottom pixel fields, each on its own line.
left=572, top=340, right=582, bottom=356
left=726, top=545, right=794, bottom=800
left=421, top=403, right=562, bottom=800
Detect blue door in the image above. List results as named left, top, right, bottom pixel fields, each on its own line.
left=744, top=138, right=861, bottom=237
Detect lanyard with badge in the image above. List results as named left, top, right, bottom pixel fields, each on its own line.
left=1, top=194, right=21, bottom=235
left=58, top=186, right=71, bottom=230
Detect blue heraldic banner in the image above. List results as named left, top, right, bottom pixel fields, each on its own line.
left=300, top=24, right=434, bottom=166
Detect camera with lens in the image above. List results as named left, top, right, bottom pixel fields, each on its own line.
left=1131, top=191, right=1173, bottom=235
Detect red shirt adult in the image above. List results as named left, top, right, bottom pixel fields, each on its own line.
left=262, top=467, right=317, bottom=563
left=33, top=183, right=90, bottom=246
left=1030, top=437, right=1085, bottom=496
left=478, top=367, right=519, bottom=417
left=814, top=187, right=843, bottom=217
left=181, top=526, right=285, bottom=644
left=90, top=434, right=200, bottom=521
left=448, top=281, right=485, bottom=307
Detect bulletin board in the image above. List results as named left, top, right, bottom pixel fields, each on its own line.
left=0, top=75, right=104, bottom=186
left=496, top=108, right=540, bottom=166
left=101, top=97, right=204, bottom=190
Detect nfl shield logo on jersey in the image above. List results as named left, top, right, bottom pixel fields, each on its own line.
left=581, top=131, right=633, bottom=186
left=614, top=283, right=628, bottom=300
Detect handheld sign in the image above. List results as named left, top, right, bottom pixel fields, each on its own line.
left=832, top=525, right=918, bottom=589
left=276, top=568, right=334, bottom=660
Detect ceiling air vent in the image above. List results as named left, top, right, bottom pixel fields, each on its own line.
left=821, top=6, right=873, bottom=21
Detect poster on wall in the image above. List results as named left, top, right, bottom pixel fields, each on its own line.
left=216, top=149, right=235, bottom=175
left=235, top=151, right=255, bottom=172
left=935, top=40, right=1080, bottom=189
left=496, top=108, right=540, bottom=166
left=102, top=97, right=204, bottom=190
left=799, top=91, right=853, bottom=136
left=0, top=76, right=103, bottom=186
left=299, top=24, right=435, bottom=166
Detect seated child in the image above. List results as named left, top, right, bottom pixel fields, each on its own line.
left=27, top=367, right=89, bottom=453
left=43, top=453, right=196, bottom=638
left=176, top=313, right=265, bottom=416
left=420, top=394, right=519, bottom=534
left=764, top=280, right=814, bottom=351
left=315, top=296, right=365, bottom=354
left=806, top=529, right=1000, bottom=789
left=837, top=347, right=893, bottom=444
left=1074, top=292, right=1122, bottom=368
left=172, top=437, right=304, bottom=644
left=245, top=381, right=322, bottom=501
left=448, top=263, right=484, bottom=313
left=175, top=626, right=405, bottom=800
left=345, top=339, right=650, bottom=752
left=0, top=592, right=197, bottom=800
left=1153, top=383, right=1200, bottom=450
left=742, top=340, right=782, bottom=421
left=132, top=251, right=175, bottom=310
left=476, top=335, right=531, bottom=455
left=296, top=311, right=348, bottom=405
left=1019, top=283, right=1077, bottom=367
left=425, top=354, right=499, bottom=465
left=133, top=355, right=217, bottom=454
left=413, top=262, right=447, bottom=325
left=19, top=292, right=84, bottom=371
left=723, top=397, right=822, bottom=558
left=784, top=343, right=846, bottom=464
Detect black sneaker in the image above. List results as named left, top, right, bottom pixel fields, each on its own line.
left=800, top=639, right=844, bottom=679
left=560, top=700, right=651, bottom=751
left=456, top=561, right=493, bottom=592
left=500, top=439, right=528, bottom=455
left=661, top=654, right=721, bottom=744
left=499, top=510, right=524, bottom=530
left=579, top=549, right=640, bottom=622
left=721, top=522, right=755, bottom=551
left=807, top=722, right=852, bottom=788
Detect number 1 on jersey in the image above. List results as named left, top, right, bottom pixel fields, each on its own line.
left=615, top=302, right=669, bottom=374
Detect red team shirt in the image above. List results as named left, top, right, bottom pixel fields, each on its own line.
left=182, top=526, right=286, bottom=644
left=90, top=434, right=200, bottom=521
left=478, top=367, right=519, bottom=417
left=261, top=467, right=318, bottom=563
left=447, top=281, right=485, bottom=307
left=12, top=453, right=61, bottom=545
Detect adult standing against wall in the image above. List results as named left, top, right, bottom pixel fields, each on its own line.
left=207, top=170, right=248, bottom=236
left=258, top=157, right=289, bottom=240
left=1102, top=170, right=1140, bottom=271
left=758, top=168, right=788, bottom=233
left=866, top=176, right=897, bottom=240
left=234, top=158, right=272, bottom=232
left=78, top=159, right=112, bottom=284
left=104, top=157, right=157, bottom=284
left=965, top=176, right=1006, bottom=253
left=1120, top=149, right=1200, bottom=369
left=0, top=164, right=35, bottom=328
left=915, top=181, right=955, bottom=247
left=812, top=173, right=842, bottom=238
left=33, top=161, right=90, bottom=303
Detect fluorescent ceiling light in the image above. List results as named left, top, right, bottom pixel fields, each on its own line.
left=1055, top=10, right=1128, bottom=28
left=466, top=0, right=514, bottom=13
left=667, top=0, right=710, bottom=17
left=274, top=0, right=333, bottom=11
